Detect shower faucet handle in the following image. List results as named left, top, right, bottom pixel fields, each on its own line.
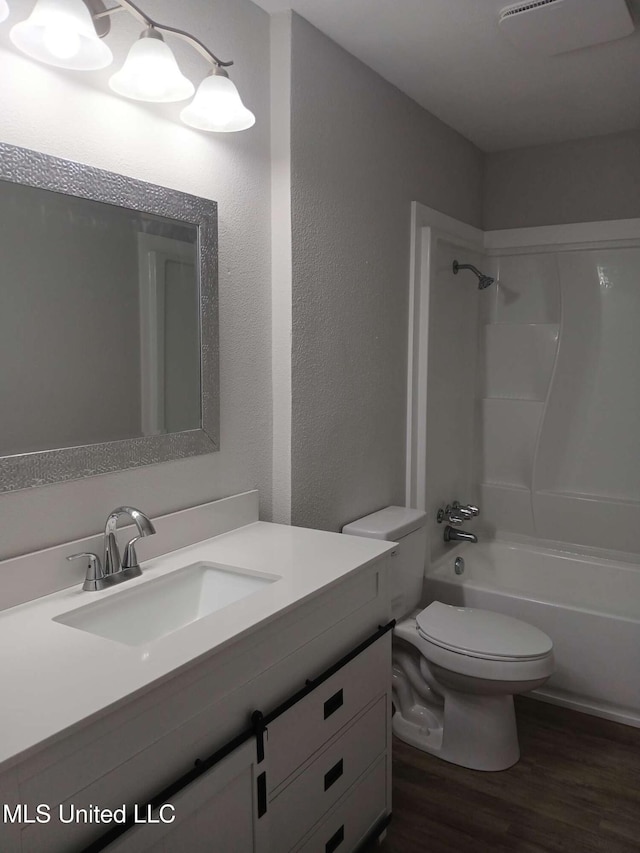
left=451, top=501, right=473, bottom=520
left=437, top=505, right=465, bottom=525
left=453, top=500, right=479, bottom=518
left=436, top=505, right=450, bottom=524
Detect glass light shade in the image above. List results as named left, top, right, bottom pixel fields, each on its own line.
left=0, top=1, right=9, bottom=25
left=180, top=73, right=255, bottom=133
left=10, top=0, right=112, bottom=70
left=109, top=32, right=195, bottom=103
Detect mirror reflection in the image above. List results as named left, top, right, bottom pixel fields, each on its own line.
left=0, top=181, right=200, bottom=457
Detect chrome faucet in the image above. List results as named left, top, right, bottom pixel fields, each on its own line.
left=443, top=526, right=478, bottom=544
left=104, top=506, right=156, bottom=578
left=437, top=500, right=480, bottom=545
left=68, top=506, right=156, bottom=592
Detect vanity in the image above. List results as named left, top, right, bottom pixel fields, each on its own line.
left=0, top=492, right=395, bottom=853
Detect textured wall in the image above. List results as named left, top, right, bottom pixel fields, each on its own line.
left=0, top=0, right=272, bottom=560
left=289, top=14, right=483, bottom=533
left=484, top=130, right=640, bottom=230
left=270, top=13, right=294, bottom=525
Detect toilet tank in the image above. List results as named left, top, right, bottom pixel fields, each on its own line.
left=342, top=506, right=427, bottom=620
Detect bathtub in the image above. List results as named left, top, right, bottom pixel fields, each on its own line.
left=424, top=541, right=640, bottom=728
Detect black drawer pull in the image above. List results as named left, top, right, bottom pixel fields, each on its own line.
left=325, top=824, right=345, bottom=853
left=324, top=758, right=344, bottom=791
left=257, top=772, right=267, bottom=818
left=324, top=688, right=344, bottom=720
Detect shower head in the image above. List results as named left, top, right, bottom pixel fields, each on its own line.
left=452, top=260, right=495, bottom=290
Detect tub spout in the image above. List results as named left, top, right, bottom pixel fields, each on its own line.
left=444, top=525, right=477, bottom=544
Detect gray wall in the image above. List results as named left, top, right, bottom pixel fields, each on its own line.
left=0, top=0, right=272, bottom=561
left=289, top=14, right=483, bottom=532
left=484, top=130, right=640, bottom=230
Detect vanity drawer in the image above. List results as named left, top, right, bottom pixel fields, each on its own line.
left=266, top=631, right=391, bottom=791
left=270, top=696, right=387, bottom=852
left=297, top=755, right=387, bottom=853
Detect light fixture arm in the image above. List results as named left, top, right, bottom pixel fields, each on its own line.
left=95, top=0, right=234, bottom=68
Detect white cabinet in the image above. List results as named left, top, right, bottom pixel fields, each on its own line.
left=263, top=631, right=392, bottom=853
left=101, top=628, right=393, bottom=853
left=106, top=739, right=266, bottom=853
left=106, top=629, right=394, bottom=853
left=1, top=556, right=391, bottom=853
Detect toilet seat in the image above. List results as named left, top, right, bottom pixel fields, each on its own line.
left=395, top=607, right=554, bottom=682
left=416, top=601, right=553, bottom=662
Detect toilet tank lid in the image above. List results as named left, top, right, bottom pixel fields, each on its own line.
left=342, top=506, right=427, bottom=541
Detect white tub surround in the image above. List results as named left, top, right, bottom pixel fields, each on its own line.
left=426, top=540, right=640, bottom=728
left=408, top=205, right=640, bottom=559
left=479, top=242, right=640, bottom=555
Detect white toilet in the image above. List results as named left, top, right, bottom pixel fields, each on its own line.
left=342, top=506, right=554, bottom=772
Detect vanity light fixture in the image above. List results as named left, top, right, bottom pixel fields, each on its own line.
left=5, top=0, right=255, bottom=131
left=181, top=66, right=255, bottom=133
left=10, top=0, right=112, bottom=69
left=109, top=27, right=194, bottom=103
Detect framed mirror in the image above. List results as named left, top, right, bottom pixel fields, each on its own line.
left=0, top=142, right=218, bottom=492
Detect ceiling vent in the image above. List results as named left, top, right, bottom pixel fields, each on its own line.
left=498, top=0, right=635, bottom=55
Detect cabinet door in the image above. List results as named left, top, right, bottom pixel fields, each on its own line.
left=106, top=739, right=266, bottom=853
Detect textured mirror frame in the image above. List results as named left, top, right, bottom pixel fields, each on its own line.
left=0, top=142, right=219, bottom=492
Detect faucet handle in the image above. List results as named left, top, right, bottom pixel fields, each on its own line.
left=437, top=504, right=466, bottom=524
left=451, top=501, right=479, bottom=521
left=451, top=502, right=473, bottom=520
left=68, top=552, right=105, bottom=592
left=453, top=500, right=480, bottom=518
left=121, top=536, right=143, bottom=576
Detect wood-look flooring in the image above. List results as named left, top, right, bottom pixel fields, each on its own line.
left=378, top=697, right=640, bottom=853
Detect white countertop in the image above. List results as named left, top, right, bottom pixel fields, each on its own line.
left=0, top=521, right=393, bottom=772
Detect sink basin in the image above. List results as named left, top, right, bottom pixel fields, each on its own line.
left=54, top=562, right=280, bottom=647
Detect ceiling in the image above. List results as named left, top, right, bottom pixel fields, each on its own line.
left=253, top=0, right=640, bottom=152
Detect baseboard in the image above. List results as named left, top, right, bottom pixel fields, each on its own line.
left=530, top=688, right=640, bottom=729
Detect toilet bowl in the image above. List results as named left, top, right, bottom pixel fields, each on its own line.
left=392, top=602, right=554, bottom=771
left=342, top=506, right=555, bottom=772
